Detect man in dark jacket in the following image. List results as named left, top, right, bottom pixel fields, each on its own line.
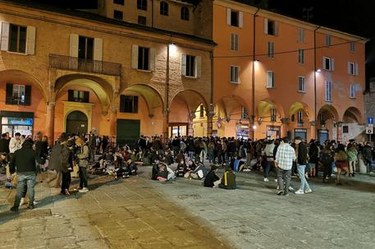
left=0, top=132, right=10, bottom=154
left=294, top=137, right=312, bottom=194
left=9, top=138, right=37, bottom=211
left=204, top=165, right=221, bottom=187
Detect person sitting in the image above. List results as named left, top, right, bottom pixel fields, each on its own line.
left=204, top=165, right=221, bottom=188
left=219, top=165, right=237, bottom=189
left=185, top=162, right=208, bottom=180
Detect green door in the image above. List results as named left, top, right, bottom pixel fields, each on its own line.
left=116, top=119, right=140, bottom=148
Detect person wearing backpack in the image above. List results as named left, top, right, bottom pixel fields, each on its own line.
left=219, top=165, right=236, bottom=190
left=320, top=145, right=334, bottom=183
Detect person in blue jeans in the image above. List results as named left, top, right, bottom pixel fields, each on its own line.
left=294, top=137, right=312, bottom=195
left=9, top=138, right=37, bottom=211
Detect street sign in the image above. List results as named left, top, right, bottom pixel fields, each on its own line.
left=368, top=117, right=374, bottom=124
left=366, top=126, right=374, bottom=134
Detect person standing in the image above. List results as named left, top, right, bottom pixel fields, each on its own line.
left=75, top=136, right=90, bottom=193
left=274, top=137, right=296, bottom=196
left=9, top=138, right=37, bottom=211
left=8, top=132, right=22, bottom=159
left=294, top=137, right=312, bottom=194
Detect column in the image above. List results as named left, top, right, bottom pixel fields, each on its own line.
left=162, top=109, right=169, bottom=138
left=188, top=112, right=195, bottom=136
left=46, top=102, right=56, bottom=145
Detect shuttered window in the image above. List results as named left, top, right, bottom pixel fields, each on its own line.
left=5, top=83, right=31, bottom=106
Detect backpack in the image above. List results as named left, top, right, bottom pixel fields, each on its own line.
left=219, top=169, right=236, bottom=189
left=320, top=151, right=333, bottom=165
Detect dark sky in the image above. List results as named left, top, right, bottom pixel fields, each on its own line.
left=267, top=0, right=375, bottom=85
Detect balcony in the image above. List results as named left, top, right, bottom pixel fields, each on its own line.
left=49, top=54, right=122, bottom=76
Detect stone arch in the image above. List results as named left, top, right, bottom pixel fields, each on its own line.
left=217, top=95, right=250, bottom=121
left=0, top=69, right=48, bottom=102
left=55, top=74, right=112, bottom=113
left=171, top=89, right=209, bottom=117
left=256, top=98, right=285, bottom=122
left=342, top=106, right=363, bottom=123
left=123, top=84, right=164, bottom=117
left=317, top=104, right=339, bottom=125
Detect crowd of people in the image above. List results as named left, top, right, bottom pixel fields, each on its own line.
left=1, top=131, right=374, bottom=211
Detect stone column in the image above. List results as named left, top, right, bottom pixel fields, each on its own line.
left=46, top=101, right=56, bottom=145
left=188, top=112, right=196, bottom=136
left=206, top=104, right=214, bottom=137
left=162, top=109, right=169, bottom=138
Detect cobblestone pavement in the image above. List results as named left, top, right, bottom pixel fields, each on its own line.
left=0, top=166, right=374, bottom=249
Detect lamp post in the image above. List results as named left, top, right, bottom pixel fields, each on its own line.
left=251, top=8, right=260, bottom=140
left=313, top=26, right=320, bottom=140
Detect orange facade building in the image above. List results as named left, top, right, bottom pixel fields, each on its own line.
left=198, top=0, right=367, bottom=143
left=0, top=0, right=367, bottom=145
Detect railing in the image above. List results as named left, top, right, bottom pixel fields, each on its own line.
left=49, top=54, right=122, bottom=76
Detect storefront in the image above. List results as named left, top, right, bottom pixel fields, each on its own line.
left=266, top=125, right=281, bottom=139
left=0, top=111, right=34, bottom=137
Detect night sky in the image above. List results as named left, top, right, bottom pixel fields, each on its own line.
left=267, top=0, right=375, bottom=86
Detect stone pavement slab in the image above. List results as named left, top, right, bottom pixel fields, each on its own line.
left=1, top=166, right=374, bottom=249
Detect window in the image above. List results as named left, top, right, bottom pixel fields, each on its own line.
left=297, top=28, right=305, bottom=43
left=270, top=108, right=277, bottom=122
left=343, top=126, right=349, bottom=133
left=349, top=84, right=356, bottom=98
left=325, top=80, right=332, bottom=102
left=78, top=36, right=94, bottom=60
left=5, top=83, right=31, bottom=105
left=323, top=57, right=334, bottom=71
left=68, top=90, right=89, bottom=103
left=297, top=111, right=303, bottom=124
left=298, top=49, right=304, bottom=64
left=132, top=45, right=155, bottom=71
left=267, top=41, right=274, bottom=58
left=0, top=23, right=35, bottom=54
left=227, top=9, right=243, bottom=27
left=264, top=19, right=278, bottom=36
left=350, top=42, right=356, bottom=52
left=120, top=95, right=138, bottom=113
left=325, top=35, right=331, bottom=46
left=230, top=66, right=239, bottom=83
left=8, top=24, right=27, bottom=53
left=113, top=0, right=124, bottom=5
left=266, top=71, right=275, bottom=88
left=138, top=46, right=149, bottom=70
left=181, top=54, right=201, bottom=78
left=138, top=16, right=147, bottom=25
left=160, top=1, right=169, bottom=16
left=230, top=33, right=239, bottom=51
left=348, top=62, right=358, bottom=75
left=241, top=106, right=249, bottom=119
left=113, top=10, right=123, bottom=20
left=181, top=7, right=189, bottom=20
left=137, top=0, right=147, bottom=10
left=199, top=105, right=204, bottom=118
left=298, top=76, right=305, bottom=92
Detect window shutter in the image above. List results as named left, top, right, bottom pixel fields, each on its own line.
left=68, top=90, right=74, bottom=101
left=24, top=85, right=31, bottom=106
left=274, top=22, right=279, bottom=36
left=322, top=57, right=326, bottom=69
left=5, top=83, right=13, bottom=104
left=93, top=38, right=103, bottom=61
left=149, top=48, right=156, bottom=71
left=69, top=34, right=79, bottom=57
left=355, top=63, right=359, bottom=75
left=181, top=54, right=187, bottom=76
left=347, top=62, right=351, bottom=74
left=84, top=91, right=90, bottom=103
left=134, top=96, right=139, bottom=113
left=195, top=56, right=201, bottom=78
left=0, top=22, right=10, bottom=51
left=239, top=11, right=243, bottom=28
left=331, top=59, right=335, bottom=71
left=26, top=26, right=36, bottom=55
left=120, top=95, right=125, bottom=112
left=264, top=18, right=268, bottom=34
left=131, top=45, right=139, bottom=69
left=227, top=9, right=231, bottom=25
